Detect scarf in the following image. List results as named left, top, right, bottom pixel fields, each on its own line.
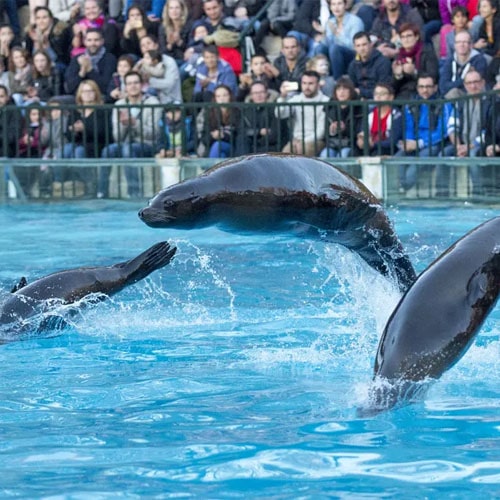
left=370, top=107, right=392, bottom=142
left=396, top=40, right=423, bottom=68
left=87, top=46, right=106, bottom=72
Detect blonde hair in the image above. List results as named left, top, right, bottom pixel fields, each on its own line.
left=76, top=79, right=103, bottom=105
left=162, top=0, right=189, bottom=34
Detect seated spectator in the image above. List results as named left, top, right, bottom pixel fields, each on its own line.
left=8, top=46, right=34, bottom=106
left=138, top=34, right=183, bottom=103
left=0, top=85, right=22, bottom=158
left=236, top=53, right=278, bottom=102
left=437, top=70, right=491, bottom=196
left=252, top=0, right=296, bottom=50
left=486, top=48, right=500, bottom=87
left=121, top=0, right=166, bottom=21
left=439, top=5, right=470, bottom=59
left=396, top=74, right=453, bottom=193
left=306, top=54, right=336, bottom=100
left=320, top=76, right=362, bottom=158
left=315, top=0, right=364, bottom=79
left=155, top=102, right=196, bottom=158
left=473, top=0, right=500, bottom=59
left=0, top=58, right=9, bottom=90
left=411, top=0, right=442, bottom=43
left=268, top=35, right=308, bottom=89
left=440, top=29, right=488, bottom=98
left=198, top=84, right=239, bottom=158
left=64, top=28, right=117, bottom=97
left=371, top=0, right=424, bottom=60
left=290, top=0, right=331, bottom=55
left=192, top=45, right=237, bottom=102
left=235, top=81, right=281, bottom=154
left=275, top=70, right=329, bottom=156
left=99, top=70, right=161, bottom=198
left=0, top=0, right=21, bottom=41
left=198, top=0, right=226, bottom=35
left=24, top=6, right=71, bottom=76
left=70, top=0, right=120, bottom=58
left=29, top=50, right=62, bottom=103
left=47, top=0, right=83, bottom=24
left=158, top=0, right=192, bottom=65
left=0, top=24, right=15, bottom=69
left=356, top=82, right=402, bottom=156
left=348, top=31, right=393, bottom=99
left=484, top=101, right=500, bottom=156
left=120, top=4, right=160, bottom=60
left=392, top=22, right=439, bottom=99
left=107, top=54, right=135, bottom=102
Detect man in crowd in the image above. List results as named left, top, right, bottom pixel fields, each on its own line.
left=348, top=31, right=393, bottom=99
left=396, top=73, right=452, bottom=193
left=275, top=70, right=329, bottom=156
left=65, top=28, right=117, bottom=96
left=268, top=35, right=308, bottom=89
left=99, top=71, right=161, bottom=199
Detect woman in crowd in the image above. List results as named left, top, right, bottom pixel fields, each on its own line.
left=392, top=22, right=439, bottom=99
left=24, top=6, right=71, bottom=75
left=320, top=76, right=362, bottom=158
left=120, top=4, right=160, bottom=59
left=8, top=46, right=34, bottom=106
left=356, top=83, right=402, bottom=156
left=473, top=0, right=500, bottom=58
left=158, top=0, right=192, bottom=65
left=200, top=84, right=239, bottom=158
left=30, top=49, right=62, bottom=103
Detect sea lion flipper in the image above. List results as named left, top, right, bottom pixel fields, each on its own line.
left=11, top=277, right=28, bottom=293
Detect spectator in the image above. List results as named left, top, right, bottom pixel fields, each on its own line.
left=0, top=0, right=21, bottom=41
left=253, top=0, right=296, bottom=50
left=440, top=0, right=468, bottom=27
left=64, top=28, right=118, bottom=96
left=0, top=85, right=22, bottom=158
left=320, top=76, right=362, bottom=158
left=192, top=44, right=237, bottom=102
left=486, top=47, right=500, bottom=87
left=47, top=0, right=83, bottom=24
left=0, top=24, right=15, bottom=69
left=30, top=49, right=63, bottom=103
left=236, top=81, right=280, bottom=154
left=107, top=54, right=135, bottom=102
left=8, top=46, right=34, bottom=106
left=440, top=29, right=488, bottom=97
left=158, top=0, right=192, bottom=65
left=315, top=0, right=364, bottom=79
left=199, top=0, right=226, bottom=35
left=268, top=35, right=308, bottom=88
left=436, top=70, right=491, bottom=196
left=155, top=102, right=196, bottom=158
left=120, top=4, right=160, bottom=59
left=348, top=31, right=393, bottom=99
left=70, top=0, right=120, bottom=58
left=291, top=0, right=331, bottom=55
left=236, top=53, right=278, bottom=102
left=410, top=0, right=442, bottom=42
left=198, top=83, right=239, bottom=158
left=484, top=100, right=500, bottom=156
left=396, top=73, right=453, bottom=193
left=371, top=0, right=424, bottom=60
left=121, top=0, right=166, bottom=21
left=275, top=70, right=329, bottom=155
left=99, top=70, right=161, bottom=198
left=138, top=34, right=183, bottom=103
left=473, top=0, right=500, bottom=58
left=24, top=6, right=72, bottom=76
left=392, top=22, right=439, bottom=99
left=356, top=82, right=402, bottom=155
left=0, top=58, right=9, bottom=90
left=439, top=5, right=470, bottom=59
left=306, top=54, right=336, bottom=100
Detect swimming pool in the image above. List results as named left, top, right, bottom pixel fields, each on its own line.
left=1, top=202, right=499, bottom=497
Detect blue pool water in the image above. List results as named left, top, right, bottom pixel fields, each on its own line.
left=1, top=202, right=500, bottom=498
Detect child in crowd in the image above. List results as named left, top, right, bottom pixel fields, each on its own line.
left=107, top=55, right=134, bottom=102
left=156, top=103, right=196, bottom=158
left=134, top=49, right=172, bottom=101
left=181, top=23, right=209, bottom=80
left=439, top=6, right=470, bottom=59
left=306, top=54, right=335, bottom=99
left=236, top=53, right=278, bottom=101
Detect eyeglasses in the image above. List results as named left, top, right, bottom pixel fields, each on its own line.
left=374, top=91, right=390, bottom=97
left=455, top=40, right=471, bottom=44
left=464, top=79, right=483, bottom=85
left=125, top=80, right=141, bottom=85
left=400, top=33, right=416, bottom=39
left=417, top=84, right=435, bottom=89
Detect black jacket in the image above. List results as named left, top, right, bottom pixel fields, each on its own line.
left=348, top=50, right=393, bottom=99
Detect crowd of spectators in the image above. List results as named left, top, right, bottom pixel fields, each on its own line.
left=0, top=0, right=499, bottom=198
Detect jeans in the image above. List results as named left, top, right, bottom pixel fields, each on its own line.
left=208, top=140, right=231, bottom=158
left=100, top=142, right=153, bottom=197
left=319, top=147, right=351, bottom=158
left=315, top=42, right=355, bottom=79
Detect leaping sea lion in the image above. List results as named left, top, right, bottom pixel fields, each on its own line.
left=139, top=154, right=417, bottom=292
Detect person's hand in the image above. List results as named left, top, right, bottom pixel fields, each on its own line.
left=486, top=144, right=500, bottom=156
left=211, top=129, right=221, bottom=140
left=400, top=139, right=417, bottom=152
left=72, top=120, right=84, bottom=132
left=259, top=128, right=268, bottom=136
left=392, top=60, right=403, bottom=77
left=456, top=144, right=468, bottom=157
left=402, top=58, right=415, bottom=75
left=474, top=38, right=487, bottom=49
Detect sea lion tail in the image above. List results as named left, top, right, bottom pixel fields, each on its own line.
left=118, top=241, right=177, bottom=285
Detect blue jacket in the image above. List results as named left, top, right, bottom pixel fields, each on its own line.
left=193, top=59, right=238, bottom=96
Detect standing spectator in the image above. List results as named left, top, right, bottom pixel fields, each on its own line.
left=192, top=44, right=237, bottom=101
left=120, top=4, right=160, bottom=59
left=24, top=6, right=72, bottom=76
left=315, top=0, right=364, bottom=79
left=392, top=22, right=439, bottom=99
left=436, top=69, right=491, bottom=196
left=410, top=0, right=442, bottom=42
left=8, top=46, right=34, bottom=106
left=70, top=0, right=120, bottom=58
left=158, top=0, right=192, bottom=65
left=268, top=35, right=308, bottom=88
left=99, top=71, right=161, bottom=198
left=371, top=0, right=424, bottom=60
left=320, top=76, right=362, bottom=158
left=473, top=0, right=500, bottom=58
left=64, top=28, right=117, bottom=96
left=440, top=29, right=488, bottom=97
left=348, top=31, right=393, bottom=99
left=236, top=81, right=280, bottom=154
left=396, top=73, right=453, bottom=193
left=198, top=84, right=239, bottom=158
left=275, top=70, right=329, bottom=156
left=356, top=82, right=402, bottom=156
left=138, top=34, right=183, bottom=103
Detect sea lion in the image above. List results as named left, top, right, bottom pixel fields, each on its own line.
left=361, top=216, right=500, bottom=415
left=139, top=154, right=416, bottom=292
left=0, top=241, right=176, bottom=338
